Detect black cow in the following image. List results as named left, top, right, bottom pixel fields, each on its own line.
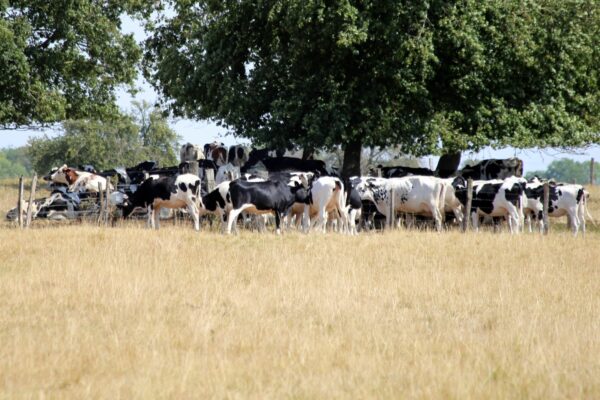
left=226, top=178, right=309, bottom=234
left=121, top=174, right=202, bottom=230
left=241, top=156, right=329, bottom=176
left=374, top=165, right=435, bottom=178
left=459, top=158, right=523, bottom=180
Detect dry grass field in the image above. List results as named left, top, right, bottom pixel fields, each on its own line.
left=1, top=178, right=599, bottom=398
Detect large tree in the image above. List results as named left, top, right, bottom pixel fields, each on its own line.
left=143, top=0, right=600, bottom=177
left=0, top=1, right=146, bottom=128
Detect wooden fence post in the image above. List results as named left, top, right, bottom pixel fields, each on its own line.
left=98, top=182, right=104, bottom=224
left=17, top=176, right=24, bottom=229
left=206, top=168, right=215, bottom=192
left=463, top=178, right=473, bottom=232
left=25, top=173, right=38, bottom=228
left=104, top=178, right=111, bottom=226
left=590, top=157, right=595, bottom=186
left=543, top=182, right=550, bottom=235
left=388, top=188, right=395, bottom=230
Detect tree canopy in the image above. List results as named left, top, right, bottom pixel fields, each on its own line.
left=0, top=0, right=147, bottom=128
left=27, top=102, right=180, bottom=173
left=144, top=0, right=600, bottom=177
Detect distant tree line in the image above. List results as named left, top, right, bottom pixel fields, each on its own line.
left=526, top=159, right=599, bottom=185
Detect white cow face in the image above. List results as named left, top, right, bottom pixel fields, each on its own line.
left=48, top=164, right=69, bottom=185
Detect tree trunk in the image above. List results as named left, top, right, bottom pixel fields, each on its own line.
left=301, top=146, right=315, bottom=160
left=341, top=139, right=362, bottom=179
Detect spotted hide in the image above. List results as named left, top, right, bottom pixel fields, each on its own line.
left=121, top=174, right=202, bottom=231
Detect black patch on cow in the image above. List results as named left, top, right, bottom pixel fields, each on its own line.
left=122, top=176, right=179, bottom=217
left=179, top=182, right=188, bottom=192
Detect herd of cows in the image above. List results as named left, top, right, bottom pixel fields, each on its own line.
left=7, top=141, right=592, bottom=236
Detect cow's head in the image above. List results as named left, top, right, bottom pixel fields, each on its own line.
left=47, top=164, right=69, bottom=185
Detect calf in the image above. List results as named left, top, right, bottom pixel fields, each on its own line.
left=227, top=177, right=309, bottom=234
left=523, top=179, right=587, bottom=235
left=452, top=176, right=526, bottom=233
left=121, top=174, right=202, bottom=230
left=354, top=176, right=446, bottom=231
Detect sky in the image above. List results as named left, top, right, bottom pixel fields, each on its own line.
left=1, top=16, right=599, bottom=173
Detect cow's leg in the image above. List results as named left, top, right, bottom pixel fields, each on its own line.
left=155, top=206, right=163, bottom=229
left=227, top=205, right=251, bottom=234
left=568, top=208, right=580, bottom=236
left=471, top=212, right=479, bottom=232
left=275, top=211, right=282, bottom=235
left=147, top=206, right=154, bottom=229
left=187, top=202, right=200, bottom=231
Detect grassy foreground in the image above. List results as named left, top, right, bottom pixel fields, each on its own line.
left=1, top=180, right=599, bottom=398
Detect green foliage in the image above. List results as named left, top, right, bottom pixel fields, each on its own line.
left=144, top=0, right=600, bottom=176
left=0, top=147, right=32, bottom=178
left=0, top=1, right=149, bottom=128
left=526, top=158, right=599, bottom=184
left=27, top=105, right=180, bottom=174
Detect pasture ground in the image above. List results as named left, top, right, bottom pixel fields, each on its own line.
left=1, top=179, right=599, bottom=398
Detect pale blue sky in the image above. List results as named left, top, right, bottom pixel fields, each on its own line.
left=1, top=15, right=598, bottom=172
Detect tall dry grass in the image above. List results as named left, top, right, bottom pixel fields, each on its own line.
left=1, top=179, right=599, bottom=398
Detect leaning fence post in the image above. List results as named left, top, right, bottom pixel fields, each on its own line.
left=543, top=182, right=550, bottom=235
left=463, top=178, right=473, bottom=232
left=25, top=173, right=38, bottom=228
left=17, top=176, right=24, bottom=229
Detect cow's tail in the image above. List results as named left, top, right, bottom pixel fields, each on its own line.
left=335, top=179, right=348, bottom=232
left=581, top=189, right=596, bottom=226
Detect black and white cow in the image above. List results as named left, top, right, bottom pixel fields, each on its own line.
left=121, top=174, right=202, bottom=230
left=226, top=176, right=309, bottom=234
left=227, top=145, right=248, bottom=167
left=180, top=143, right=205, bottom=163
left=459, top=158, right=523, bottom=180
left=452, top=176, right=526, bottom=233
left=345, top=179, right=363, bottom=235
left=523, top=178, right=587, bottom=235
left=301, top=176, right=347, bottom=233
left=354, top=176, right=447, bottom=231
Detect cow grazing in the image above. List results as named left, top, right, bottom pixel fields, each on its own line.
left=121, top=174, right=202, bottom=230
left=227, top=176, right=309, bottom=234
left=523, top=178, right=587, bottom=235
left=180, top=143, right=205, bottom=163
left=227, top=145, right=248, bottom=167
left=459, top=158, right=523, bottom=180
left=452, top=176, right=526, bottom=233
left=204, top=141, right=227, bottom=166
left=354, top=176, right=446, bottom=231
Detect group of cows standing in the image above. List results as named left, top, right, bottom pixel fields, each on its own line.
left=8, top=142, right=591, bottom=236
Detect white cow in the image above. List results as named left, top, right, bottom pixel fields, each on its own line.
left=302, top=176, right=348, bottom=233
left=354, top=176, right=446, bottom=231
